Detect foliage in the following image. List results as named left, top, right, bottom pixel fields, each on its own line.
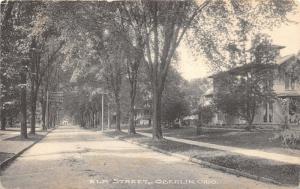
left=184, top=78, right=210, bottom=111
left=213, top=74, right=241, bottom=117
left=0, top=0, right=297, bottom=138
left=213, top=34, right=278, bottom=127
left=198, top=105, right=215, bottom=124
left=161, top=68, right=189, bottom=125
left=273, top=130, right=300, bottom=147
left=188, top=0, right=296, bottom=70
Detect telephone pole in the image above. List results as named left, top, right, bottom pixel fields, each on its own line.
left=107, top=103, right=110, bottom=129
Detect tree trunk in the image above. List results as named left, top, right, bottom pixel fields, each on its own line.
left=246, top=122, right=254, bottom=131
left=53, top=111, right=56, bottom=127
left=128, top=94, right=136, bottom=135
left=95, top=111, right=99, bottom=127
left=126, top=49, right=143, bottom=135
left=245, top=104, right=256, bottom=131
left=97, top=111, right=100, bottom=127
left=41, top=98, right=47, bottom=130
left=9, top=116, right=13, bottom=127
left=30, top=92, right=37, bottom=134
left=197, top=111, right=203, bottom=135
left=87, top=112, right=90, bottom=127
left=30, top=38, right=37, bottom=134
left=92, top=111, right=95, bottom=128
left=80, top=112, right=84, bottom=127
left=90, top=112, right=92, bottom=127
left=49, top=109, right=53, bottom=128
left=107, top=104, right=111, bottom=129
left=20, top=71, right=27, bottom=138
left=115, top=95, right=121, bottom=131
left=1, top=111, right=6, bottom=130
left=152, top=86, right=162, bottom=139
left=245, top=113, right=255, bottom=131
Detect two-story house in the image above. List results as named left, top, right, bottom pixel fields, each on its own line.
left=205, top=50, right=300, bottom=128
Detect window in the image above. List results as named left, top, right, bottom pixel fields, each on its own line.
left=269, top=103, right=273, bottom=123
left=263, top=103, right=268, bottom=122
left=291, top=77, right=295, bottom=90
left=263, top=102, right=273, bottom=123
left=285, top=73, right=290, bottom=90
left=285, top=73, right=296, bottom=90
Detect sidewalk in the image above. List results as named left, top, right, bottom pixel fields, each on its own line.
left=0, top=127, right=51, bottom=169
left=138, top=132, right=300, bottom=165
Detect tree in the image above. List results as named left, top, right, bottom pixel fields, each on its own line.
left=100, top=34, right=125, bottom=131
left=109, top=0, right=294, bottom=139
left=140, top=1, right=210, bottom=139
left=1, top=1, right=38, bottom=137
left=161, top=68, right=189, bottom=127
left=213, top=73, right=241, bottom=119
left=214, top=34, right=278, bottom=130
left=56, top=2, right=128, bottom=131
left=117, top=3, right=147, bottom=135
left=0, top=0, right=16, bottom=130
left=75, top=2, right=147, bottom=134
left=27, top=2, right=70, bottom=133
left=189, top=0, right=296, bottom=70
left=2, top=0, right=295, bottom=139
left=185, top=0, right=295, bottom=131
left=184, top=78, right=210, bottom=111
left=1, top=1, right=70, bottom=135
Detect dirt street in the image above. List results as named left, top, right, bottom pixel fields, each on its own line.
left=0, top=125, right=293, bottom=189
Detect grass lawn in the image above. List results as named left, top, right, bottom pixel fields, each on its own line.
left=0, top=152, right=15, bottom=165
left=104, top=130, right=299, bottom=186
left=137, top=126, right=300, bottom=156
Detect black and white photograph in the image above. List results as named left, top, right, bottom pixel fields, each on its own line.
left=0, top=0, right=300, bottom=188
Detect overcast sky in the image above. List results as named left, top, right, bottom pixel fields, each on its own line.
left=177, top=2, right=300, bottom=81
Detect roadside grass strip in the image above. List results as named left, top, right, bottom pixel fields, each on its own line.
left=104, top=131, right=299, bottom=186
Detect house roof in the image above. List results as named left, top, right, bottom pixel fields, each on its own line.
left=209, top=54, right=298, bottom=79
left=203, top=88, right=213, bottom=97
left=271, top=45, right=286, bottom=49
left=247, top=44, right=285, bottom=51
left=208, top=63, right=276, bottom=78
left=277, top=91, right=300, bottom=97
left=276, top=54, right=295, bottom=65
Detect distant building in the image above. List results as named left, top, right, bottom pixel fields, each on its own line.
left=205, top=50, right=300, bottom=128
left=134, top=107, right=151, bottom=126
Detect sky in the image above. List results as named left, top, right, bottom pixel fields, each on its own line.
left=177, top=1, right=300, bottom=81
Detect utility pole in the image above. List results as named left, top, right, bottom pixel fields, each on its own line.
left=108, top=103, right=110, bottom=129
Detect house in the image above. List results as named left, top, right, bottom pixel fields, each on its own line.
left=134, top=90, right=152, bottom=126
left=134, top=107, right=151, bottom=126
left=205, top=49, right=300, bottom=128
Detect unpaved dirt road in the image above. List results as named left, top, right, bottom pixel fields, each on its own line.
left=0, top=125, right=293, bottom=189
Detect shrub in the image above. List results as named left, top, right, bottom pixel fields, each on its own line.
left=273, top=129, right=300, bottom=146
